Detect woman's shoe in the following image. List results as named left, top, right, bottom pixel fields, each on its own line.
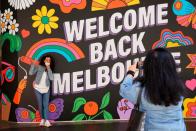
left=44, top=120, right=51, bottom=127
left=40, top=119, right=45, bottom=126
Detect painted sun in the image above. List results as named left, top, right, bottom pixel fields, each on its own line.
left=91, top=0, right=140, bottom=11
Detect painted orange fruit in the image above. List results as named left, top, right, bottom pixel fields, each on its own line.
left=84, top=101, right=99, bottom=116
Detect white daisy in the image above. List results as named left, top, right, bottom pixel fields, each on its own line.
left=8, top=19, right=19, bottom=35
left=8, top=0, right=36, bottom=10
left=0, top=11, right=3, bottom=19
left=0, top=18, right=8, bottom=34
left=3, top=8, right=13, bottom=23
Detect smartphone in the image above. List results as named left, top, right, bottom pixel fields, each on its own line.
left=137, top=61, right=144, bottom=77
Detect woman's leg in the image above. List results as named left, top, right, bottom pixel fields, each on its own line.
left=43, top=91, right=51, bottom=127
left=34, top=89, right=44, bottom=119
left=42, top=91, right=50, bottom=120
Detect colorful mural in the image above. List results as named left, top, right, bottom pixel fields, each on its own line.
left=13, top=78, right=27, bottom=105
left=185, top=79, right=196, bottom=91
left=20, top=38, right=85, bottom=65
left=152, top=29, right=194, bottom=49
left=1, top=93, right=12, bottom=121
left=20, top=29, right=30, bottom=38
left=0, top=0, right=196, bottom=122
left=186, top=54, right=196, bottom=74
left=15, top=98, right=64, bottom=122
left=172, top=0, right=196, bottom=29
left=32, top=6, right=59, bottom=35
left=0, top=33, right=22, bottom=53
left=8, top=0, right=36, bottom=10
left=72, top=92, right=113, bottom=121
left=1, top=61, right=15, bottom=85
left=1, top=8, right=19, bottom=35
left=91, top=0, right=140, bottom=11
left=49, top=0, right=87, bottom=13
left=117, top=99, right=134, bottom=119
left=183, top=97, right=196, bottom=118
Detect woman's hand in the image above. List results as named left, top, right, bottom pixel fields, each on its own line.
left=127, top=63, right=137, bottom=77
left=128, top=63, right=137, bottom=72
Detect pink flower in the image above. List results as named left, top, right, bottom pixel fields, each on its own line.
left=49, top=0, right=86, bottom=13
left=63, top=0, right=82, bottom=7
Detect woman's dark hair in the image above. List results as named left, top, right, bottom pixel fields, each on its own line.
left=39, top=54, right=55, bottom=71
left=138, top=48, right=185, bottom=106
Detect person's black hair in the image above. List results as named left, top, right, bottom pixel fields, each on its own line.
left=136, top=48, right=185, bottom=106
left=39, top=54, right=55, bottom=71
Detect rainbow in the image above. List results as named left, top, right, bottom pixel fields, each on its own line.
left=22, top=38, right=85, bottom=63
left=152, top=29, right=194, bottom=49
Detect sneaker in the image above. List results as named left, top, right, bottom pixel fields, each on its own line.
left=44, top=120, right=51, bottom=127
left=40, top=119, right=45, bottom=126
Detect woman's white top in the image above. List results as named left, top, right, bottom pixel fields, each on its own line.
left=34, top=71, right=49, bottom=93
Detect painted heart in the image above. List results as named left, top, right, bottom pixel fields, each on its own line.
left=21, top=29, right=30, bottom=38
left=185, top=79, right=196, bottom=91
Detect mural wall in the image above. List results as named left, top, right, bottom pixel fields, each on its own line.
left=0, top=0, right=196, bottom=122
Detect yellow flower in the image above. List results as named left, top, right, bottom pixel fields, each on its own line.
left=32, top=6, right=59, bottom=34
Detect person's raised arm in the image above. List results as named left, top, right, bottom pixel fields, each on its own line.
left=119, top=64, right=141, bottom=104
left=29, top=62, right=38, bottom=75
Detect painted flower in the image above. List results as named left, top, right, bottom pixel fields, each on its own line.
left=8, top=19, right=19, bottom=35
left=32, top=6, right=59, bottom=34
left=117, top=99, right=134, bottom=119
left=91, top=0, right=140, bottom=11
left=3, top=8, right=13, bottom=23
left=49, top=0, right=86, bottom=13
left=0, top=11, right=3, bottom=19
left=0, top=19, right=8, bottom=34
left=183, top=97, right=196, bottom=118
left=8, top=0, right=36, bottom=10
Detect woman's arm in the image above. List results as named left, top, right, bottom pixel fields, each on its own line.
left=29, top=64, right=38, bottom=75
left=119, top=75, right=141, bottom=104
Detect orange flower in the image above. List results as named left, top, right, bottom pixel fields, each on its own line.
left=183, top=97, right=196, bottom=118
left=49, top=0, right=86, bottom=13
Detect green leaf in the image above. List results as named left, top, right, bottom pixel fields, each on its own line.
left=103, top=110, right=113, bottom=120
left=29, top=111, right=35, bottom=120
left=1, top=33, right=15, bottom=52
left=100, top=92, right=110, bottom=109
left=10, top=35, right=16, bottom=52
left=15, top=35, right=22, bottom=51
left=0, top=33, right=22, bottom=53
left=72, top=97, right=86, bottom=113
left=72, top=114, right=86, bottom=121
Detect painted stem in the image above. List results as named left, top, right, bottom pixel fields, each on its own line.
left=89, top=110, right=104, bottom=120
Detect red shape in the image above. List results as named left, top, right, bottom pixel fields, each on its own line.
left=21, top=29, right=30, bottom=38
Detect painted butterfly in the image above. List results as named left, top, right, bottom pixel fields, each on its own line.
left=15, top=98, right=64, bottom=122
left=172, top=0, right=196, bottom=29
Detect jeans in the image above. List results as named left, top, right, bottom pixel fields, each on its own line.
left=34, top=89, right=50, bottom=119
